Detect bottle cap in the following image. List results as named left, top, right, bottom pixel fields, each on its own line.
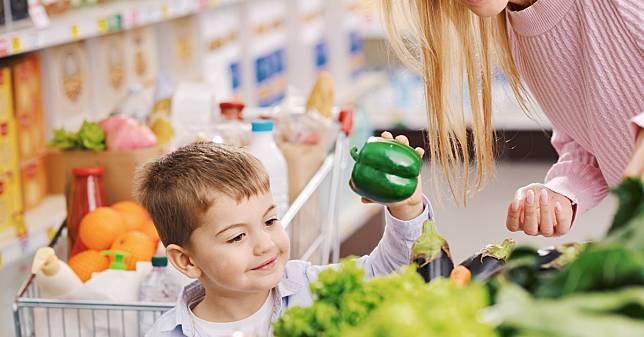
left=101, top=250, right=129, bottom=270
left=251, top=120, right=273, bottom=132
left=72, top=167, right=104, bottom=176
left=151, top=256, right=168, bottom=267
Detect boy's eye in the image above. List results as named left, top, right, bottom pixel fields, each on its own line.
left=265, top=218, right=279, bottom=226
left=228, top=233, right=246, bottom=243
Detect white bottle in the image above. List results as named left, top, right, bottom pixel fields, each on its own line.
left=32, top=247, right=83, bottom=298
left=248, top=120, right=289, bottom=218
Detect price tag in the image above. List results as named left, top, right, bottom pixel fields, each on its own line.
left=162, top=4, right=170, bottom=18
left=71, top=24, right=81, bottom=39
left=98, top=18, right=109, bottom=33
left=11, top=37, right=22, bottom=53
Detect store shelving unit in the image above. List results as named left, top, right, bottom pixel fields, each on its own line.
left=0, top=0, right=243, bottom=58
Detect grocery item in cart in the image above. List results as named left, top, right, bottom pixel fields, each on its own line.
left=458, top=238, right=515, bottom=281
left=213, top=101, right=252, bottom=147
left=32, top=247, right=82, bottom=298
left=67, top=167, right=107, bottom=255
left=349, top=138, right=422, bottom=203
left=249, top=120, right=289, bottom=218
left=139, top=256, right=182, bottom=335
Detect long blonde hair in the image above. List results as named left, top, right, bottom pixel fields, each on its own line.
left=380, top=1, right=529, bottom=205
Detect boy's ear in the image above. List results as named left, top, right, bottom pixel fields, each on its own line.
left=166, top=244, right=202, bottom=279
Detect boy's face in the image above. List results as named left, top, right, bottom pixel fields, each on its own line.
left=187, top=191, right=290, bottom=294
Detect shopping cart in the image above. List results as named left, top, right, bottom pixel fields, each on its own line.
left=13, top=109, right=354, bottom=337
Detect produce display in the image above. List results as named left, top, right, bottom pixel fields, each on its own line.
left=274, top=178, right=644, bottom=337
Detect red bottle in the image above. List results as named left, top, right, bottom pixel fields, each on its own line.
left=67, top=167, right=106, bottom=256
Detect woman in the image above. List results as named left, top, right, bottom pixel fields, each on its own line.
left=380, top=0, right=643, bottom=237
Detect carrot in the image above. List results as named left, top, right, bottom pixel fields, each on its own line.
left=450, top=265, right=472, bottom=287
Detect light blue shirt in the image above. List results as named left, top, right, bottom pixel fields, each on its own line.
left=146, top=197, right=432, bottom=337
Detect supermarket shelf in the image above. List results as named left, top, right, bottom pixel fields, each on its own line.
left=0, top=0, right=238, bottom=58
left=0, top=195, right=66, bottom=269
left=337, top=71, right=388, bottom=106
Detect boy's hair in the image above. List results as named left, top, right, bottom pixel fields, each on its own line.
left=135, top=142, right=270, bottom=247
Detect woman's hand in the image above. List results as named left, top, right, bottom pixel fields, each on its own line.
left=624, top=127, right=644, bottom=179
left=361, top=131, right=425, bottom=221
left=505, top=183, right=575, bottom=237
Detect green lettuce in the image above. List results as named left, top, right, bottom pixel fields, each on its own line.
left=48, top=120, right=106, bottom=151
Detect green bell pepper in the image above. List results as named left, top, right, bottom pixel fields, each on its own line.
left=349, top=138, right=422, bottom=203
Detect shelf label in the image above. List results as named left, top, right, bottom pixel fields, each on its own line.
left=11, top=37, right=22, bottom=53
left=71, top=24, right=81, bottom=39
left=98, top=18, right=109, bottom=33
left=162, top=4, right=170, bottom=18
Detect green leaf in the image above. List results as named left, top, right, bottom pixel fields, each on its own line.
left=78, top=121, right=106, bottom=151
left=609, top=178, right=644, bottom=234
left=48, top=128, right=80, bottom=150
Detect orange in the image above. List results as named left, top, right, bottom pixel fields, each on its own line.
left=79, top=207, right=126, bottom=250
left=110, top=231, right=156, bottom=270
left=139, top=219, right=160, bottom=243
left=111, top=201, right=150, bottom=231
left=68, top=250, right=110, bottom=282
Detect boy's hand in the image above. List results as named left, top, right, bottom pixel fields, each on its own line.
left=505, top=183, right=575, bottom=237
left=361, top=131, right=425, bottom=221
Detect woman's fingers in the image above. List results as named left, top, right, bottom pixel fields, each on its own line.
left=506, top=199, right=522, bottom=232
left=554, top=202, right=572, bottom=236
left=523, top=189, right=538, bottom=235
left=538, top=189, right=554, bottom=237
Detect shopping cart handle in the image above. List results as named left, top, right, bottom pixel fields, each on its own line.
left=338, top=108, right=353, bottom=136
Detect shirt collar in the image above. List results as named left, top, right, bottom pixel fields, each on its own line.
left=162, top=276, right=306, bottom=335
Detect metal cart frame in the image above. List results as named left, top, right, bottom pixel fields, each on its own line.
left=13, top=109, right=353, bottom=337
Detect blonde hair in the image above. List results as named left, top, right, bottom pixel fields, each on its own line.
left=380, top=1, right=528, bottom=205
left=136, top=142, right=270, bottom=247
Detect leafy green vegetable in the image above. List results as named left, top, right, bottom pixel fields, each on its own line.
left=78, top=120, right=106, bottom=151
left=48, top=121, right=106, bottom=151
left=48, top=128, right=80, bottom=150
left=609, top=178, right=644, bottom=234
left=273, top=259, right=496, bottom=337
left=485, top=284, right=644, bottom=337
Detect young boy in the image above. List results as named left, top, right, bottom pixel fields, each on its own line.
left=136, top=132, right=432, bottom=337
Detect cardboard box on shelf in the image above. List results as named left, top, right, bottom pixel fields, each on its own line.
left=12, top=54, right=46, bottom=162
left=157, top=17, right=201, bottom=86
left=198, top=6, right=244, bottom=102
left=124, top=27, right=159, bottom=91
left=40, top=42, right=91, bottom=133
left=20, top=156, right=47, bottom=211
left=87, top=33, right=129, bottom=121
left=46, top=146, right=164, bottom=204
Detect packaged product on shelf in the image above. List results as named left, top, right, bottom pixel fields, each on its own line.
left=198, top=6, right=244, bottom=102
left=248, top=120, right=289, bottom=218
left=12, top=54, right=46, bottom=162
left=87, top=33, right=129, bottom=121
left=286, top=0, right=328, bottom=92
left=344, top=0, right=365, bottom=77
left=40, top=42, right=91, bottom=132
left=40, top=0, right=70, bottom=16
left=20, top=155, right=47, bottom=210
left=148, top=73, right=175, bottom=146
left=124, top=27, right=159, bottom=92
left=10, top=0, right=29, bottom=21
left=157, top=16, right=201, bottom=86
left=0, top=171, right=23, bottom=242
left=248, top=0, right=287, bottom=107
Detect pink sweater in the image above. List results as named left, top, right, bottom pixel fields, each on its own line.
left=506, top=0, right=644, bottom=214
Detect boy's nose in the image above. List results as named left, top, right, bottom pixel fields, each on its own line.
left=253, top=232, right=276, bottom=255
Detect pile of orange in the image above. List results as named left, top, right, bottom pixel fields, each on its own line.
left=69, top=201, right=161, bottom=281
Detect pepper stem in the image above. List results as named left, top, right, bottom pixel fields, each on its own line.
left=350, top=145, right=360, bottom=161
